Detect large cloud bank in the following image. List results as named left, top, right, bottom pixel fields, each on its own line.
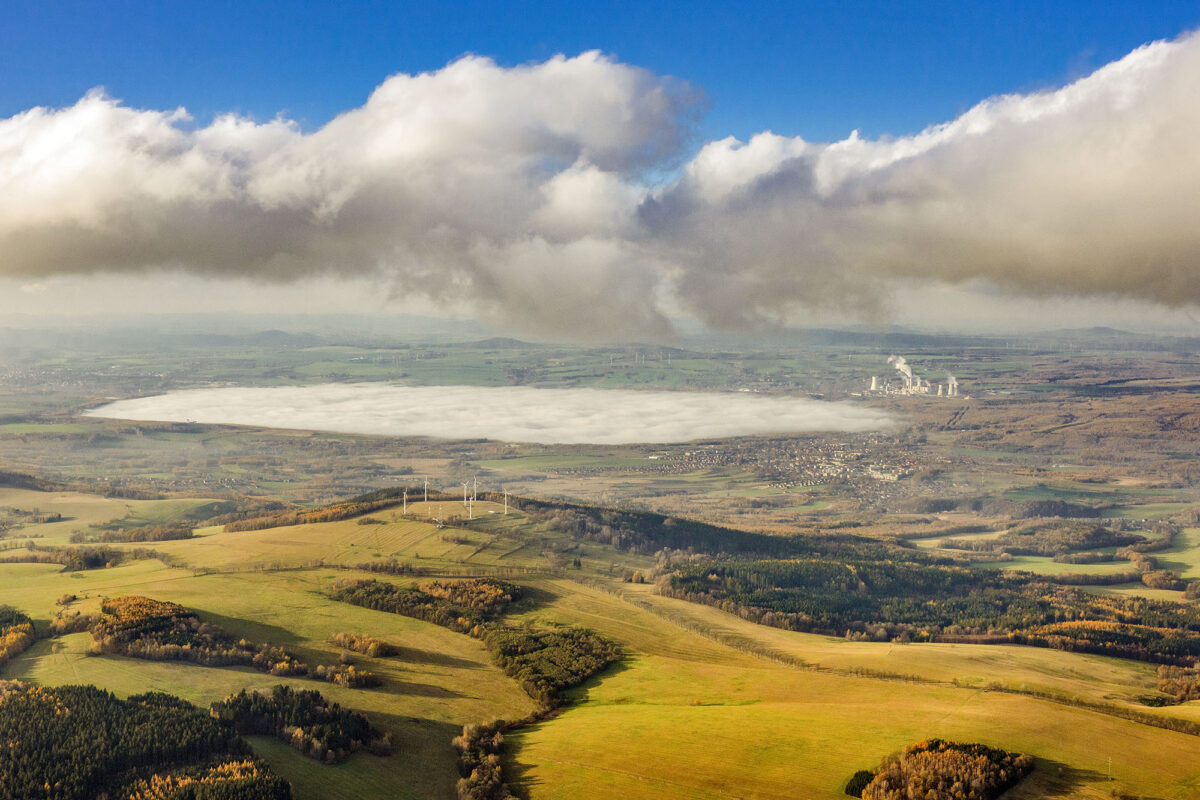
left=5, top=33, right=1200, bottom=336
left=85, top=384, right=893, bottom=444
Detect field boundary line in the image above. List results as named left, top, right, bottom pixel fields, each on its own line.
left=570, top=577, right=1200, bottom=740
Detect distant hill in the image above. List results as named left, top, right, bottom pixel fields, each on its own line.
left=462, top=337, right=536, bottom=349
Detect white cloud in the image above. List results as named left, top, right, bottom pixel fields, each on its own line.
left=651, top=33, right=1200, bottom=327
left=85, top=384, right=893, bottom=444
left=3, top=35, right=1200, bottom=337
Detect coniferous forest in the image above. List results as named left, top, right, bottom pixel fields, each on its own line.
left=665, top=557, right=1200, bottom=663
left=0, top=681, right=291, bottom=800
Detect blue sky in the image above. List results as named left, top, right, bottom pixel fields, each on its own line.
left=3, top=1, right=1199, bottom=142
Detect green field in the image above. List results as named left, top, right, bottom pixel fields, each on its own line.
left=4, top=482, right=1200, bottom=799
left=2, top=558, right=536, bottom=800
left=504, top=580, right=1200, bottom=800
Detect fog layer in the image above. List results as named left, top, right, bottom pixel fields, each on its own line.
left=85, top=384, right=893, bottom=444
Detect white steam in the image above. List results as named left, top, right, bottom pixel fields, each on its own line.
left=5, top=34, right=1200, bottom=336
left=887, top=355, right=913, bottom=380
left=84, top=384, right=894, bottom=444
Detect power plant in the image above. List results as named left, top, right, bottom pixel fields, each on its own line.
left=867, top=356, right=961, bottom=397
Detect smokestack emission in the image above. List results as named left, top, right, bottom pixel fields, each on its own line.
left=887, top=355, right=913, bottom=382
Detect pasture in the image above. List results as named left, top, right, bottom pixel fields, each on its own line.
left=505, top=579, right=1200, bottom=800
left=2, top=558, right=536, bottom=800
left=3, top=487, right=1200, bottom=798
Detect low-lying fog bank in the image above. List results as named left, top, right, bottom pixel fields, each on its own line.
left=85, top=384, right=893, bottom=444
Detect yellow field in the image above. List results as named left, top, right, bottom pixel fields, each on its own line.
left=506, top=580, right=1200, bottom=799
left=3, top=488, right=1200, bottom=799
left=1, top=559, right=535, bottom=800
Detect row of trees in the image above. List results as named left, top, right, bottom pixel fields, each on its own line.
left=71, top=524, right=194, bottom=543
left=89, top=596, right=374, bottom=684
left=122, top=759, right=285, bottom=800
left=0, top=544, right=162, bottom=571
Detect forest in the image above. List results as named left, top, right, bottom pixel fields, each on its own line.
left=520, top=499, right=829, bottom=557
left=940, top=521, right=1144, bottom=556
left=329, top=578, right=618, bottom=706
left=453, top=720, right=511, bottom=800
left=328, top=578, right=521, bottom=633
left=0, top=605, right=34, bottom=671
left=1156, top=664, right=1200, bottom=703
left=480, top=626, right=621, bottom=708
left=0, top=681, right=291, bottom=800
left=665, top=557, right=1200, bottom=663
left=329, top=575, right=619, bottom=800
left=846, top=738, right=1034, bottom=799
left=211, top=685, right=392, bottom=764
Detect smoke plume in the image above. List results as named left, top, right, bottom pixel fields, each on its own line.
left=888, top=355, right=913, bottom=380
left=4, top=33, right=1200, bottom=337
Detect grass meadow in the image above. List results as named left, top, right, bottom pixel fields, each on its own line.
left=2, top=488, right=1200, bottom=798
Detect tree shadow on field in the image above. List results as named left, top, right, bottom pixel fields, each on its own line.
left=1006, top=760, right=1112, bottom=798
left=192, top=610, right=304, bottom=647
left=560, top=657, right=632, bottom=704
left=499, top=728, right=545, bottom=800
left=494, top=659, right=631, bottom=799
left=365, top=710, right=460, bottom=752
left=509, top=582, right=557, bottom=612
left=391, top=644, right=484, bottom=669
left=380, top=678, right=466, bottom=699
